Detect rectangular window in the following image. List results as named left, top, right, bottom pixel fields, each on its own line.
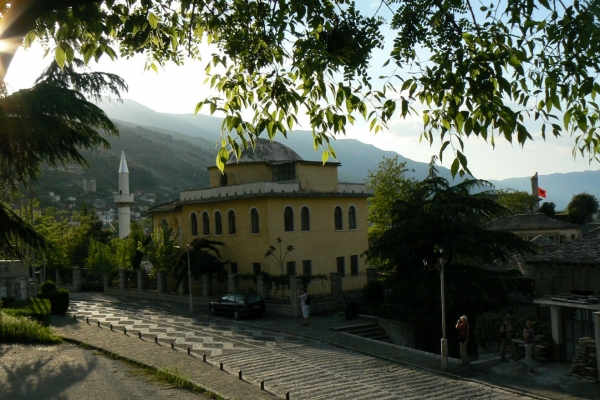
left=286, top=261, right=296, bottom=275
left=350, top=255, right=359, bottom=275
left=272, top=163, right=296, bottom=181
left=560, top=234, right=566, bottom=244
left=230, top=262, right=238, bottom=274
left=548, top=235, right=555, bottom=241
left=252, top=263, right=261, bottom=275
left=302, top=260, right=312, bottom=276
left=336, top=256, right=345, bottom=276
left=571, top=234, right=576, bottom=240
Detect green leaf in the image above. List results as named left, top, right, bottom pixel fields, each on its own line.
left=457, top=151, right=467, bottom=168
left=54, top=46, right=66, bottom=69
left=321, top=150, right=330, bottom=164
left=24, top=31, right=37, bottom=48
left=216, top=147, right=229, bottom=172
left=148, top=13, right=159, bottom=29
left=450, top=158, right=460, bottom=177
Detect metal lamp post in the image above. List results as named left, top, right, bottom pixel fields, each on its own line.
left=439, top=248, right=448, bottom=370
left=186, top=243, right=193, bottom=312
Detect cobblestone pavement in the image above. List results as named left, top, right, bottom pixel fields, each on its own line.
left=67, top=298, right=539, bottom=400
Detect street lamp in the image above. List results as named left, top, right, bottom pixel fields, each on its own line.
left=439, top=248, right=448, bottom=371
left=186, top=243, right=193, bottom=312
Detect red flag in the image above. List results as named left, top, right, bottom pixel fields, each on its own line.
left=538, top=187, right=547, bottom=198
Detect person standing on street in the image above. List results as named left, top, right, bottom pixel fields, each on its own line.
left=456, top=315, right=470, bottom=366
left=299, top=289, right=310, bottom=326
left=523, top=320, right=535, bottom=372
left=499, top=314, right=517, bottom=361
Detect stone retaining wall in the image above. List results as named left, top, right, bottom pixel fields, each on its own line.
left=379, top=317, right=439, bottom=352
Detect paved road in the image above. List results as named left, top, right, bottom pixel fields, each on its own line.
left=68, top=298, right=538, bottom=400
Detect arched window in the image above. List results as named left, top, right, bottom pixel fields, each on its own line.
left=334, top=206, right=343, bottom=230
left=301, top=206, right=310, bottom=231
left=190, top=213, right=198, bottom=236
left=348, top=206, right=357, bottom=230
left=284, top=206, right=294, bottom=231
left=202, top=211, right=210, bottom=235
left=251, top=208, right=260, bottom=234
left=228, top=210, right=236, bottom=234
left=220, top=173, right=228, bottom=186
left=215, top=211, right=223, bottom=235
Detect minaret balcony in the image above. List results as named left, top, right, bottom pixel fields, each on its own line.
left=114, top=194, right=134, bottom=205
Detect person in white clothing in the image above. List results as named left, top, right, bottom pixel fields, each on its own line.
left=299, top=289, right=309, bottom=326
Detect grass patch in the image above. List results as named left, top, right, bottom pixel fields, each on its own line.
left=78, top=344, right=224, bottom=399
left=0, top=310, right=62, bottom=344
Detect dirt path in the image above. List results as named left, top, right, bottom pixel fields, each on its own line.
left=0, top=343, right=214, bottom=400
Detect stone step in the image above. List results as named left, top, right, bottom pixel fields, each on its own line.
left=334, top=323, right=379, bottom=333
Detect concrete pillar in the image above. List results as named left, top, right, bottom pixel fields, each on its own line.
left=137, top=270, right=145, bottom=291
left=178, top=280, right=184, bottom=296
left=366, top=268, right=378, bottom=284
left=55, top=270, right=60, bottom=286
left=228, top=273, right=239, bottom=293
left=330, top=272, right=343, bottom=298
left=201, top=274, right=210, bottom=297
left=550, top=305, right=564, bottom=361
left=119, top=269, right=126, bottom=290
left=72, top=267, right=81, bottom=292
left=257, top=274, right=269, bottom=299
left=594, top=312, right=600, bottom=381
left=290, top=276, right=303, bottom=317
left=103, top=274, right=109, bottom=291
left=156, top=271, right=165, bottom=292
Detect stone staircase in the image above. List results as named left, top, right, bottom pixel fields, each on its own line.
left=334, top=322, right=393, bottom=344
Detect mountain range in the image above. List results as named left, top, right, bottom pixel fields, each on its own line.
left=96, top=99, right=600, bottom=210
left=34, top=98, right=598, bottom=211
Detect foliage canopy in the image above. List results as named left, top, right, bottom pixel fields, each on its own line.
left=0, top=59, right=125, bottom=255
left=1, top=0, right=600, bottom=176
left=567, top=192, right=600, bottom=224
left=488, top=188, right=538, bottom=215
left=367, top=160, right=538, bottom=316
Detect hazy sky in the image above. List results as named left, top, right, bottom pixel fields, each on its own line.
left=5, top=39, right=597, bottom=182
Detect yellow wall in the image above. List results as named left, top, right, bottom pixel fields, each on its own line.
left=209, top=163, right=272, bottom=187
left=209, top=161, right=339, bottom=192
left=153, top=195, right=369, bottom=276
left=296, top=163, right=338, bottom=192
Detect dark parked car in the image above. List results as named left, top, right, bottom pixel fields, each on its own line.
left=209, top=293, right=266, bottom=320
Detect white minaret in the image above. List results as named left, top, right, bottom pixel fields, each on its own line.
left=113, top=151, right=134, bottom=238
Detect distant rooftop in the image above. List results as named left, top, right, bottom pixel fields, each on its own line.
left=528, top=228, right=600, bottom=265
left=488, top=213, right=578, bottom=231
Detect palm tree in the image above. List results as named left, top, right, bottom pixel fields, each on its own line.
left=172, top=238, right=228, bottom=288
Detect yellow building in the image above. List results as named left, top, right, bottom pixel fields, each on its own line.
left=148, top=139, right=371, bottom=276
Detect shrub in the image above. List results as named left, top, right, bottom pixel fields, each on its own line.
left=1, top=296, right=16, bottom=308
left=38, top=284, right=70, bottom=315
left=362, top=281, right=385, bottom=304
left=40, top=280, right=57, bottom=295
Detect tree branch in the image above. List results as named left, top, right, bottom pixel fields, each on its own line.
left=0, top=0, right=102, bottom=84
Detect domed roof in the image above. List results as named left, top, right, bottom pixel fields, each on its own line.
left=227, top=138, right=303, bottom=164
